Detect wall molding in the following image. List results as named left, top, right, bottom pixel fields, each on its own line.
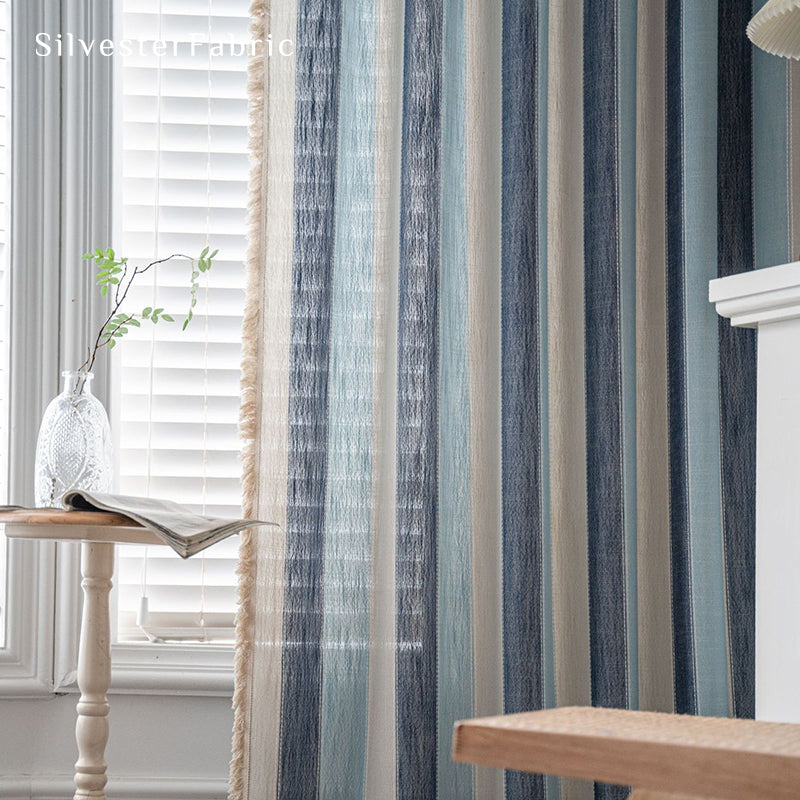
left=0, top=776, right=228, bottom=800
left=0, top=0, right=60, bottom=699
left=710, top=259, right=800, bottom=327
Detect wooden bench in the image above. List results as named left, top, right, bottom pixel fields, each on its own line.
left=452, top=706, right=800, bottom=800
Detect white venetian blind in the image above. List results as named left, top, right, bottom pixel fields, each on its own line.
left=114, top=0, right=250, bottom=643
left=0, top=0, right=11, bottom=647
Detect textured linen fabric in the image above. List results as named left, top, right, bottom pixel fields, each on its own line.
left=230, top=1, right=783, bottom=798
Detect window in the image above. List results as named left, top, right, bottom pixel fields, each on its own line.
left=112, top=0, right=250, bottom=645
left=0, top=0, right=11, bottom=649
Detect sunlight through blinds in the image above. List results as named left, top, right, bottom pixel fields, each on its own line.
left=114, top=0, right=250, bottom=644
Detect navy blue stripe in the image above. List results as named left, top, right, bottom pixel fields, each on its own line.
left=583, top=0, right=628, bottom=717
left=500, top=1, right=544, bottom=799
left=395, top=1, right=442, bottom=796
left=717, top=0, right=756, bottom=720
left=278, top=2, right=342, bottom=797
left=665, top=0, right=697, bottom=717
left=583, top=5, right=629, bottom=799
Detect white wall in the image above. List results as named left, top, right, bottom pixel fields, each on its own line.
left=0, top=693, right=233, bottom=799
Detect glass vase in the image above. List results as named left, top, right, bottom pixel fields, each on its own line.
left=34, top=370, right=113, bottom=508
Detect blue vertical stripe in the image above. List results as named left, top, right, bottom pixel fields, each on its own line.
left=665, top=0, right=697, bottom=717
left=583, top=0, right=629, bottom=741
left=395, top=0, right=442, bottom=797
left=717, top=0, right=756, bottom=720
left=318, top=1, right=376, bottom=797
left=681, top=0, right=728, bottom=719
left=501, top=1, right=543, bottom=799
left=278, top=1, right=342, bottom=797
left=752, top=0, right=790, bottom=268
left=437, top=0, right=473, bottom=797
left=617, top=0, right=639, bottom=713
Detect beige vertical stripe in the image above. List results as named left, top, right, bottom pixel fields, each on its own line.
left=789, top=61, right=800, bottom=260
left=364, top=0, right=404, bottom=797
left=466, top=1, right=504, bottom=799
left=635, top=0, right=674, bottom=716
left=231, top=1, right=297, bottom=798
left=547, top=1, right=592, bottom=798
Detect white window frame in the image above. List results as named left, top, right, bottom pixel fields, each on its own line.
left=0, top=0, right=236, bottom=699
left=0, top=0, right=64, bottom=699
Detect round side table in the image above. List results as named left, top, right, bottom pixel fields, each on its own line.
left=1, top=509, right=165, bottom=800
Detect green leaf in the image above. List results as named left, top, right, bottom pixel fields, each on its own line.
left=106, top=247, right=114, bottom=259
left=128, top=318, right=141, bottom=327
left=182, top=319, right=189, bottom=331
left=82, top=253, right=93, bottom=260
left=107, top=338, right=116, bottom=349
left=209, top=249, right=218, bottom=259
left=191, top=298, right=197, bottom=307
left=161, top=314, right=174, bottom=322
left=101, top=286, right=108, bottom=297
left=153, top=308, right=164, bottom=315
left=200, top=245, right=210, bottom=259
left=142, top=307, right=152, bottom=318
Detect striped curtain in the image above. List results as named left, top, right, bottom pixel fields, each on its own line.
left=230, top=0, right=793, bottom=798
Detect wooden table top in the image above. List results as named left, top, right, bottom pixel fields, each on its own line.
left=0, top=508, right=165, bottom=545
left=452, top=706, right=800, bottom=800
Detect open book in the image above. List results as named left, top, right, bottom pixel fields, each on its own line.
left=62, top=490, right=273, bottom=558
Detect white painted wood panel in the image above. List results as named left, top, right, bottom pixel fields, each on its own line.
left=712, top=262, right=800, bottom=722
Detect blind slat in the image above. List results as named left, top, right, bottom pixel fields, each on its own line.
left=115, top=0, right=247, bottom=644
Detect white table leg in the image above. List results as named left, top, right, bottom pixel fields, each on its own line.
left=74, top=541, right=114, bottom=800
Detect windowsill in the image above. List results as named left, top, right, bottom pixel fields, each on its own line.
left=112, top=642, right=235, bottom=696
left=48, top=544, right=237, bottom=698
left=58, top=642, right=236, bottom=697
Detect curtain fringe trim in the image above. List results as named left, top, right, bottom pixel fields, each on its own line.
left=229, top=2, right=269, bottom=798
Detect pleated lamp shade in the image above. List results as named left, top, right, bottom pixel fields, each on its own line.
left=748, top=0, right=800, bottom=59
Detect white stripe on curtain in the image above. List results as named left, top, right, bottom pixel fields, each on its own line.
left=465, top=0, right=503, bottom=798
left=363, top=0, right=403, bottom=797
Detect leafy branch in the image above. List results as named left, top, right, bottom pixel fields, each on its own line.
left=77, top=245, right=218, bottom=376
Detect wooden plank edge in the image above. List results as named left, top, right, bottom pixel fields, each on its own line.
left=0, top=508, right=141, bottom=527
left=451, top=720, right=800, bottom=800
left=629, top=792, right=716, bottom=800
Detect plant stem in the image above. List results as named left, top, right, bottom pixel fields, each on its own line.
left=138, top=253, right=194, bottom=274
left=78, top=254, right=196, bottom=375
